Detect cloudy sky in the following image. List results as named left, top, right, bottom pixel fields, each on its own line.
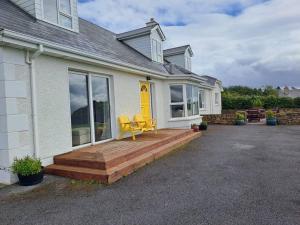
left=77, top=0, right=300, bottom=87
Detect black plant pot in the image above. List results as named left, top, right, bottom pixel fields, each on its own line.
left=18, top=171, right=44, bottom=186
left=235, top=120, right=246, bottom=126
left=266, top=118, right=277, bottom=126
left=199, top=124, right=208, bottom=130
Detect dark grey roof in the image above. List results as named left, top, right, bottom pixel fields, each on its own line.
left=164, top=45, right=193, bottom=57
left=164, top=62, right=193, bottom=75
left=0, top=0, right=168, bottom=74
left=201, top=75, right=218, bottom=86
left=116, top=26, right=154, bottom=40
left=0, top=0, right=215, bottom=85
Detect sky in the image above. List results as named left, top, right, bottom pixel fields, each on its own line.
left=77, top=0, right=300, bottom=87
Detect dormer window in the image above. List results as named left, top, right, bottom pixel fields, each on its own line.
left=43, top=0, right=73, bottom=29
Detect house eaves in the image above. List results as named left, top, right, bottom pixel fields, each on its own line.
left=0, top=28, right=169, bottom=79
left=164, top=45, right=194, bottom=57
left=117, top=25, right=166, bottom=41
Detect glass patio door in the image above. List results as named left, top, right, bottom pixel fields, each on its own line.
left=69, top=72, right=112, bottom=147
left=91, top=76, right=112, bottom=142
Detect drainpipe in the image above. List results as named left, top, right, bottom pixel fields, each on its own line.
left=26, top=44, right=44, bottom=158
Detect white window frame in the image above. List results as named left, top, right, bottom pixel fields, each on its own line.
left=169, top=84, right=186, bottom=119
left=169, top=84, right=204, bottom=120
left=42, top=0, right=74, bottom=30
left=215, top=92, right=220, bottom=105
left=199, top=90, right=206, bottom=110
left=151, top=38, right=163, bottom=63
left=69, top=71, right=114, bottom=150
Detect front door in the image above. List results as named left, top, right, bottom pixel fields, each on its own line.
left=140, top=81, right=152, bottom=120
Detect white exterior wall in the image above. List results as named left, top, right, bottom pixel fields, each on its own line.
left=33, top=54, right=169, bottom=166
left=124, top=35, right=152, bottom=59
left=0, top=46, right=221, bottom=184
left=0, top=47, right=34, bottom=184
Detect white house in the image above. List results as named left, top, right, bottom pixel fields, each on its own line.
left=0, top=0, right=222, bottom=184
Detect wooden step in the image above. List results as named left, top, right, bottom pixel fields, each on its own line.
left=54, top=130, right=194, bottom=170
left=45, top=131, right=201, bottom=184
left=44, top=165, right=108, bottom=182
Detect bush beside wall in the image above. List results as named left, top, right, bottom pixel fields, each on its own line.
left=222, top=96, right=300, bottom=110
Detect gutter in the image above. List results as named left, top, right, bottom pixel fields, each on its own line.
left=1, top=29, right=168, bottom=80
left=26, top=44, right=44, bottom=158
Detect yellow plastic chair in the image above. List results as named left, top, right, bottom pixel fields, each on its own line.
left=133, top=114, right=157, bottom=133
left=118, top=115, right=142, bottom=141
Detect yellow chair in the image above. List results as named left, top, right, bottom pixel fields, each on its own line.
left=133, top=114, right=157, bottom=133
left=118, top=115, right=142, bottom=141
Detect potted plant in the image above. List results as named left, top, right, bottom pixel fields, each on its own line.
left=12, top=156, right=44, bottom=186
left=235, top=112, right=247, bottom=125
left=199, top=121, right=208, bottom=130
left=266, top=110, right=277, bottom=126
left=191, top=124, right=199, bottom=132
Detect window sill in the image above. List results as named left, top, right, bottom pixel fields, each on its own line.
left=168, top=115, right=202, bottom=122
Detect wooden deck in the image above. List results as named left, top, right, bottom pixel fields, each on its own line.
left=45, top=129, right=201, bottom=184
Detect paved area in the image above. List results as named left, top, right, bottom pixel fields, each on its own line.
left=1, top=125, right=300, bottom=225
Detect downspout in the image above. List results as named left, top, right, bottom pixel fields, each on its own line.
left=26, top=44, right=44, bottom=158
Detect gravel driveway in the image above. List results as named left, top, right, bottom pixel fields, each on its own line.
left=1, top=125, right=300, bottom=225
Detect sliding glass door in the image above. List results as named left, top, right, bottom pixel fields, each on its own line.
left=69, top=72, right=112, bottom=147
left=69, top=74, right=91, bottom=147
left=91, top=76, right=112, bottom=142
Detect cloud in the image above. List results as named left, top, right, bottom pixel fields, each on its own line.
left=78, top=0, right=300, bottom=87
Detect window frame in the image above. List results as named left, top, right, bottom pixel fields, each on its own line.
left=215, top=92, right=220, bottom=105
left=69, top=71, right=113, bottom=149
left=198, top=90, right=206, bottom=110
left=42, top=0, right=73, bottom=30
left=169, top=84, right=204, bottom=120
left=151, top=38, right=163, bottom=63
left=169, top=84, right=186, bottom=118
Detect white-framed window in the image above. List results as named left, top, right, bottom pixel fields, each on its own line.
left=215, top=92, right=220, bottom=105
left=185, top=56, right=191, bottom=71
left=152, top=39, right=163, bottom=63
left=186, top=85, right=199, bottom=116
left=170, top=85, right=185, bottom=118
left=43, top=0, right=73, bottom=29
left=199, top=90, right=205, bottom=109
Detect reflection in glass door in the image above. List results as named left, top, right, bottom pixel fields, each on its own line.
left=69, top=72, right=112, bottom=147
left=91, top=76, right=112, bottom=142
left=69, top=74, right=91, bottom=147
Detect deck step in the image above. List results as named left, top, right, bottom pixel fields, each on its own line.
left=45, top=131, right=201, bottom=184
left=54, top=129, right=194, bottom=170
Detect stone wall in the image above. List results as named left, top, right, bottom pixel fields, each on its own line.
left=202, top=109, right=300, bottom=125
left=202, top=110, right=237, bottom=125
left=277, top=109, right=300, bottom=125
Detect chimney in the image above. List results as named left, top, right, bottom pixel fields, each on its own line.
left=146, top=18, right=158, bottom=27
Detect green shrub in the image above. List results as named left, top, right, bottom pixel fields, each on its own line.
left=277, top=97, right=295, bottom=108
left=251, top=97, right=263, bottom=108
left=12, top=156, right=42, bottom=176
left=235, top=112, right=246, bottom=121
left=266, top=110, right=276, bottom=120
left=294, top=97, right=300, bottom=108
left=263, top=96, right=278, bottom=109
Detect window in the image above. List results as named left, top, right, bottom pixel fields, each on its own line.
left=43, top=0, right=73, bottom=29
left=152, top=39, right=162, bottom=63
left=215, top=93, right=220, bottom=105
left=170, top=85, right=185, bottom=118
left=185, top=56, right=191, bottom=71
left=199, top=90, right=205, bottom=109
left=186, top=85, right=199, bottom=116
left=69, top=72, right=112, bottom=147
